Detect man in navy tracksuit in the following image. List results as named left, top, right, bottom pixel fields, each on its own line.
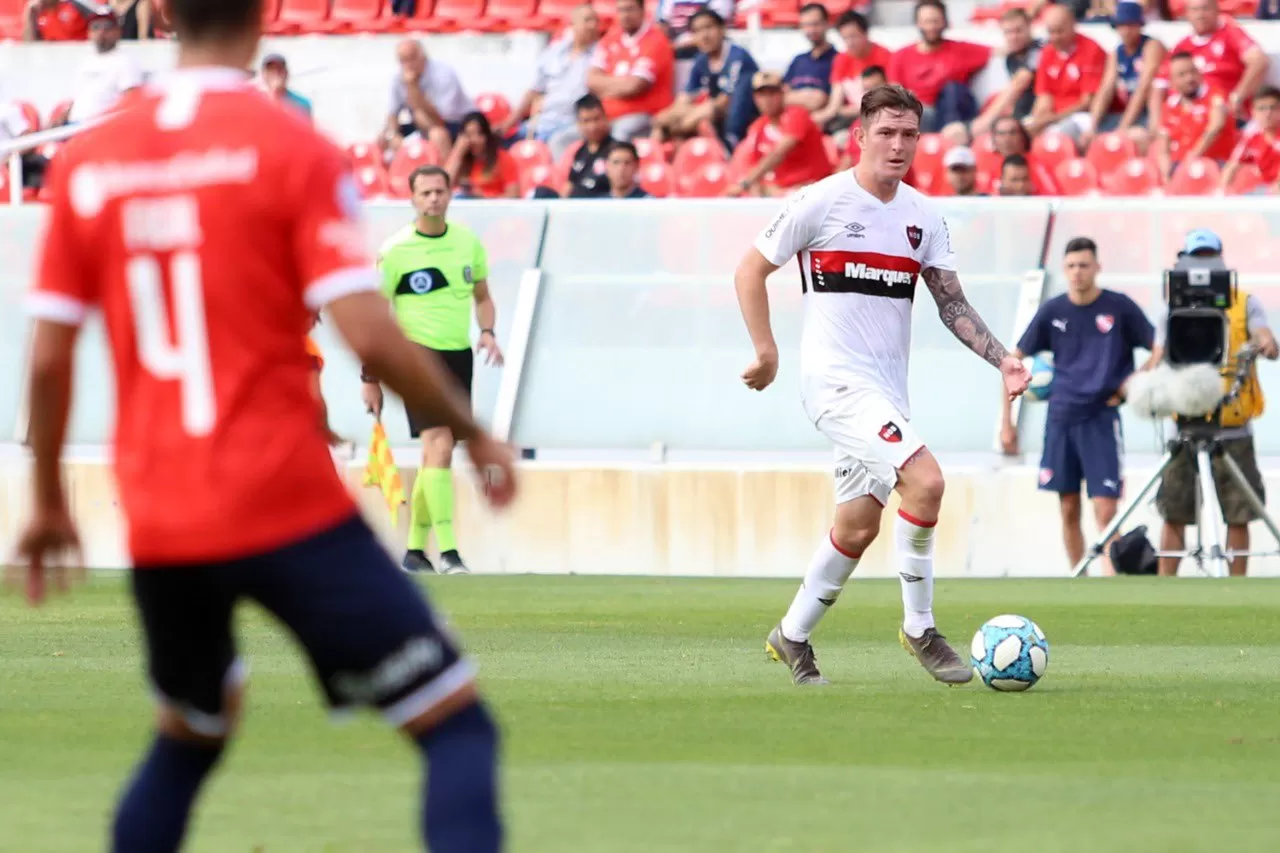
left=1001, top=236, right=1156, bottom=574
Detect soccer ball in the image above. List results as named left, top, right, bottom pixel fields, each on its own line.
left=1023, top=354, right=1054, bottom=402
left=970, top=614, right=1049, bottom=692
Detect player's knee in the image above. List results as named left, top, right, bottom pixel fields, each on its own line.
left=400, top=680, right=483, bottom=739
left=900, top=455, right=945, bottom=508
left=155, top=682, right=245, bottom=745
left=421, top=429, right=454, bottom=466
left=831, top=519, right=878, bottom=557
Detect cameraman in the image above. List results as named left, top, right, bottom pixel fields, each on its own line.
left=1151, top=229, right=1279, bottom=577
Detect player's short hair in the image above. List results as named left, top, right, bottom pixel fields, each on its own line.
left=799, top=2, right=829, bottom=20
left=167, top=0, right=262, bottom=39
left=914, top=0, right=948, bottom=22
left=1001, top=153, right=1029, bottom=171
left=836, top=10, right=869, bottom=32
left=999, top=6, right=1030, bottom=23
left=1169, top=50, right=1195, bottom=64
left=575, top=93, right=605, bottom=114
left=690, top=7, right=724, bottom=27
left=1256, top=85, right=1280, bottom=103
left=409, top=164, right=450, bottom=192
left=860, top=84, right=923, bottom=126
left=608, top=140, right=639, bottom=161
left=1064, top=236, right=1098, bottom=257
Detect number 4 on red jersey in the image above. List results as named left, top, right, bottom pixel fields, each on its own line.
left=26, top=68, right=375, bottom=566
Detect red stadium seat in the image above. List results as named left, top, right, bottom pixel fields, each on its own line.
left=676, top=161, right=730, bottom=197
left=518, top=162, right=564, bottom=195
left=1085, top=132, right=1137, bottom=180
left=386, top=138, right=441, bottom=197
left=1102, top=158, right=1161, bottom=196
left=510, top=138, right=553, bottom=171
left=1225, top=162, right=1265, bottom=195
left=1165, top=157, right=1222, bottom=196
left=1030, top=129, right=1077, bottom=174
left=354, top=164, right=391, bottom=199
left=316, top=0, right=386, bottom=33
left=912, top=133, right=952, bottom=184
left=346, top=141, right=384, bottom=170
left=759, top=0, right=800, bottom=26
left=269, top=0, right=332, bottom=33
left=822, top=135, right=839, bottom=168
left=817, top=0, right=853, bottom=17
left=261, top=0, right=281, bottom=26
left=671, top=136, right=727, bottom=174
left=1054, top=158, right=1100, bottom=196
left=475, top=92, right=512, bottom=129
left=632, top=137, right=666, bottom=163
left=0, top=0, right=24, bottom=39
left=405, top=0, right=486, bottom=32
left=537, top=0, right=583, bottom=25
left=972, top=132, right=1002, bottom=174
left=588, top=0, right=616, bottom=28
left=475, top=0, right=547, bottom=31
left=639, top=161, right=675, bottom=197
left=556, top=139, right=582, bottom=173
left=727, top=139, right=755, bottom=183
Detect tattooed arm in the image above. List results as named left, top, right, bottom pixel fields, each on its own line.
left=921, top=267, right=1010, bottom=368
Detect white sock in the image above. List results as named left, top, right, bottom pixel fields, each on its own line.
left=780, top=531, right=860, bottom=643
left=896, top=510, right=936, bottom=639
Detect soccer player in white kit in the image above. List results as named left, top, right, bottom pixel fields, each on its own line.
left=734, top=84, right=1032, bottom=686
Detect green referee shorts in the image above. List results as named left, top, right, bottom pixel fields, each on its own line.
left=406, top=346, right=473, bottom=439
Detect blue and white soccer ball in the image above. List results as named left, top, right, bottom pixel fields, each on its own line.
left=1023, top=354, right=1054, bottom=402
left=970, top=614, right=1049, bottom=692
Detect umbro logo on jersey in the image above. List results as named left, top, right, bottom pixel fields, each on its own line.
left=879, top=422, right=903, bottom=443
left=845, top=221, right=866, bottom=238
left=843, top=263, right=914, bottom=286
left=906, top=225, right=923, bottom=249
left=1096, top=314, right=1115, bottom=334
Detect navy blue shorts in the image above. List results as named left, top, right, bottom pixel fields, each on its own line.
left=1038, top=409, right=1123, bottom=499
left=130, top=516, right=471, bottom=736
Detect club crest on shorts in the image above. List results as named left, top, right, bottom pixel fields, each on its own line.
left=906, top=225, right=923, bottom=250
left=1039, top=468, right=1054, bottom=486
left=879, top=422, right=903, bottom=443
left=1096, top=314, right=1114, bottom=334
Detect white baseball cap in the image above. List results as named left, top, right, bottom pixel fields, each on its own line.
left=943, top=146, right=976, bottom=169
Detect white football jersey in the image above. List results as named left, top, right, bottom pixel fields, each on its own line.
left=754, top=171, right=956, bottom=418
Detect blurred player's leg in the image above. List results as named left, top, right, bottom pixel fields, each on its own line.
left=113, top=566, right=244, bottom=853
left=248, top=517, right=501, bottom=850
left=895, top=449, right=972, bottom=685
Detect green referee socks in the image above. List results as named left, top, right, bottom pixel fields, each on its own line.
left=407, top=472, right=432, bottom=552
left=421, top=468, right=458, bottom=554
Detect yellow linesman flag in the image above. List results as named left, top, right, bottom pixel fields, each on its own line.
left=363, top=421, right=406, bottom=524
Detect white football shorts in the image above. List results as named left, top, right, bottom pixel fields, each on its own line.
left=805, top=386, right=926, bottom=506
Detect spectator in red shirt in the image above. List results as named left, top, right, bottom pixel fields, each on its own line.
left=587, top=0, right=676, bottom=141
left=813, top=11, right=892, bottom=133
left=835, top=66, right=887, bottom=170
left=990, top=115, right=1060, bottom=194
left=1027, top=5, right=1107, bottom=147
left=447, top=112, right=521, bottom=199
left=1154, top=0, right=1268, bottom=125
left=1222, top=85, right=1280, bottom=191
left=1155, top=51, right=1237, bottom=181
left=998, top=154, right=1034, bottom=195
left=971, top=8, right=1042, bottom=139
left=23, top=0, right=87, bottom=41
left=888, top=0, right=990, bottom=134
left=728, top=71, right=832, bottom=197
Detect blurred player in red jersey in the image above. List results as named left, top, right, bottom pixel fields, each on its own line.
left=305, top=320, right=344, bottom=446
left=13, top=1, right=513, bottom=851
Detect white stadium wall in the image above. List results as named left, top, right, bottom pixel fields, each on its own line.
left=4, top=194, right=1280, bottom=578
left=8, top=22, right=1280, bottom=146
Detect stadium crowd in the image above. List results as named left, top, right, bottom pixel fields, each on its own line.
left=5, top=0, right=1280, bottom=199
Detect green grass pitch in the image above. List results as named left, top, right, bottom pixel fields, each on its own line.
left=4, top=576, right=1280, bottom=852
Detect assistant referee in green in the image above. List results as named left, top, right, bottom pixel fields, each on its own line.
left=362, top=164, right=504, bottom=575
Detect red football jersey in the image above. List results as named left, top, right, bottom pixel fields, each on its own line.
left=1229, top=128, right=1280, bottom=183
left=887, top=40, right=991, bottom=107
left=745, top=105, right=832, bottom=189
left=29, top=68, right=372, bottom=565
left=1161, top=85, right=1238, bottom=162
left=36, top=1, right=88, bottom=41
left=1034, top=35, right=1108, bottom=114
left=830, top=43, right=893, bottom=108
left=1157, top=18, right=1256, bottom=98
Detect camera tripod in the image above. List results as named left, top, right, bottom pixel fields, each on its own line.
left=1072, top=424, right=1280, bottom=578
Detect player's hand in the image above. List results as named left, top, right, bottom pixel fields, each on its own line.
left=465, top=432, right=519, bottom=510
left=477, top=331, right=505, bottom=367
left=1000, top=355, right=1031, bottom=401
left=742, top=348, right=779, bottom=392
left=9, top=505, right=82, bottom=607
left=362, top=382, right=384, bottom=418
left=1000, top=423, right=1019, bottom=457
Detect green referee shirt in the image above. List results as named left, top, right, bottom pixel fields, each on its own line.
left=377, top=222, right=488, bottom=351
